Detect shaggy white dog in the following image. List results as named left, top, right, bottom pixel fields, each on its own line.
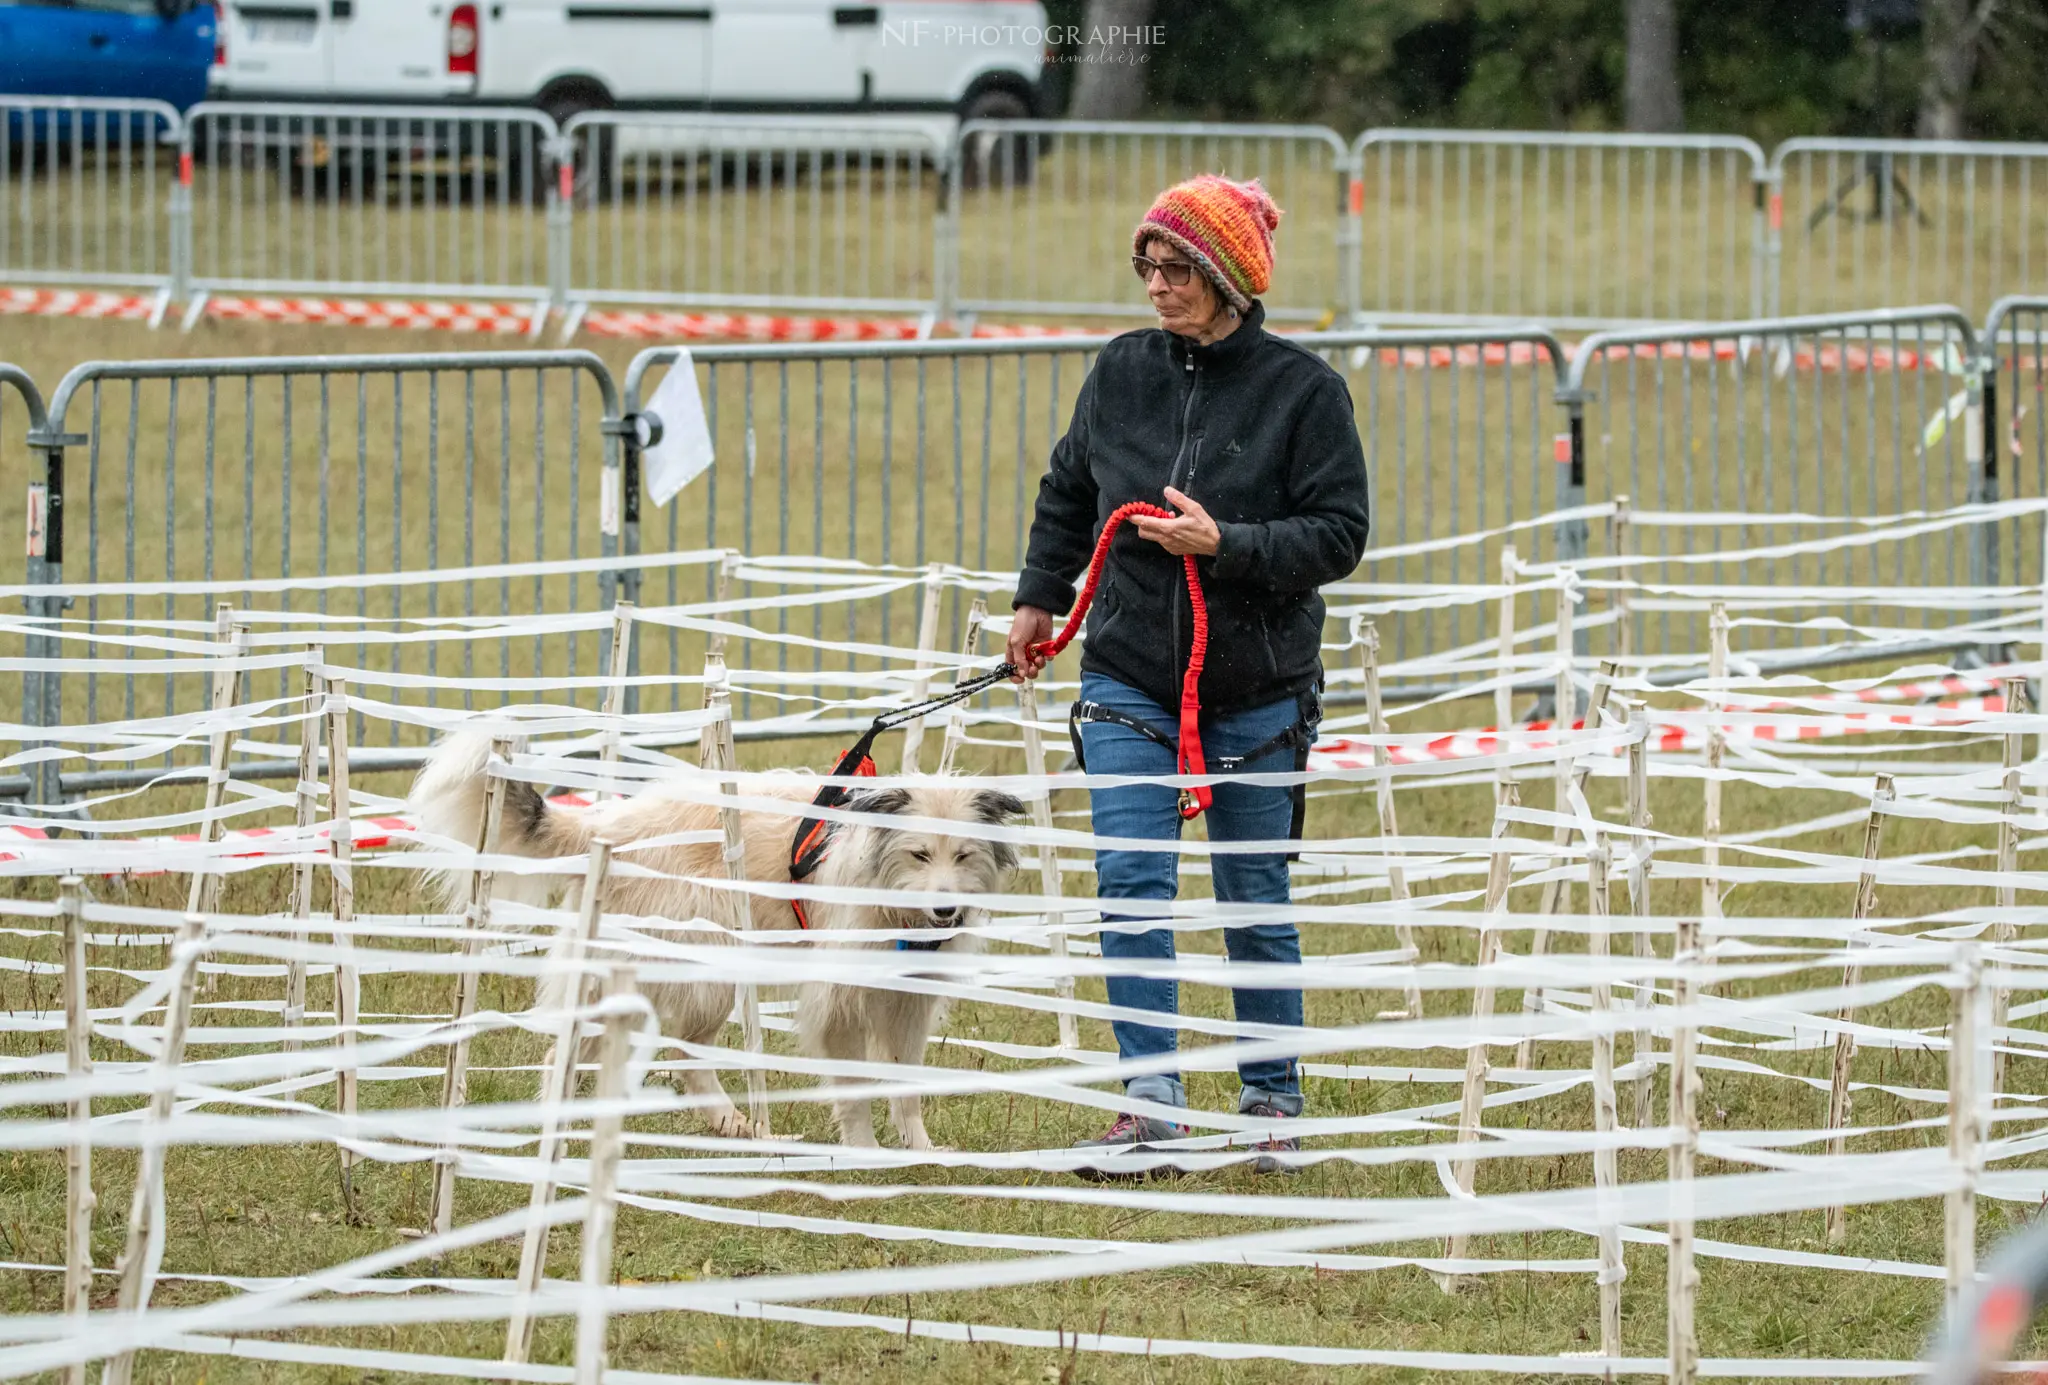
left=408, top=731, right=1021, bottom=1148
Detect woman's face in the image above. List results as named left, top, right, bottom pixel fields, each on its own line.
left=1136, top=237, right=1226, bottom=339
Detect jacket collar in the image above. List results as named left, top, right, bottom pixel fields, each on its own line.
left=1169, top=299, right=1265, bottom=373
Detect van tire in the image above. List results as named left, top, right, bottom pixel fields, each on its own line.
left=958, top=88, right=1033, bottom=190
left=542, top=86, right=616, bottom=204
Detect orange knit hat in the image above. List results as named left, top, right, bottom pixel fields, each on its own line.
left=1132, top=175, right=1283, bottom=312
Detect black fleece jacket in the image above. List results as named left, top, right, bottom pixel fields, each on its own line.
left=1014, top=301, right=1371, bottom=717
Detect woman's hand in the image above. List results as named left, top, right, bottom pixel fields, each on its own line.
left=1007, top=604, right=1055, bottom=682
left=1133, top=487, right=1221, bottom=556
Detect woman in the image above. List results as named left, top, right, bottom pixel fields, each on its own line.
left=1007, top=175, right=1371, bottom=1176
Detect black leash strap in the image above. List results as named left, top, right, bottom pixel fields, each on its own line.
left=1065, top=688, right=1323, bottom=858
left=788, top=660, right=1020, bottom=929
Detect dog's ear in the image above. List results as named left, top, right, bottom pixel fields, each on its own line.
left=845, top=786, right=913, bottom=820
left=971, top=789, right=1025, bottom=823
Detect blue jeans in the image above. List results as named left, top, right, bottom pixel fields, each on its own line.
left=1079, top=671, right=1306, bottom=1117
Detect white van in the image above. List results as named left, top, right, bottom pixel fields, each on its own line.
left=208, top=0, right=1047, bottom=128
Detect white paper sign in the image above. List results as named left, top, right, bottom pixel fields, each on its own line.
left=643, top=349, right=715, bottom=507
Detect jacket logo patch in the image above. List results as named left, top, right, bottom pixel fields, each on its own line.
left=1221, top=439, right=1244, bottom=456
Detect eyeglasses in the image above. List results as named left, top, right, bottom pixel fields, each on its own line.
left=1132, top=254, right=1196, bottom=288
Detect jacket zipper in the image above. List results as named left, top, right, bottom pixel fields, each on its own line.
left=1168, top=348, right=1201, bottom=699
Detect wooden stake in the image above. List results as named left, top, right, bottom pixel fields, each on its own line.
left=1441, top=780, right=1519, bottom=1288
left=598, top=601, right=636, bottom=801
left=1668, top=880, right=1702, bottom=1384
left=1825, top=772, right=1894, bottom=1245
left=2037, top=517, right=2048, bottom=817
left=934, top=598, right=986, bottom=776
left=1626, top=706, right=1657, bottom=1128
left=1611, top=495, right=1634, bottom=664
left=102, top=913, right=205, bottom=1385
left=703, top=654, right=768, bottom=1135
left=189, top=606, right=248, bottom=994
left=1992, top=676, right=2026, bottom=1096
left=898, top=562, right=946, bottom=773
left=1356, top=621, right=1423, bottom=1021
left=429, top=736, right=515, bottom=1240
left=574, top=964, right=639, bottom=1385
left=1702, top=603, right=1728, bottom=926
left=283, top=650, right=321, bottom=1051
left=1515, top=578, right=1577, bottom=1066
left=1520, top=662, right=1618, bottom=1069
left=1494, top=544, right=1519, bottom=775
left=1585, top=838, right=1623, bottom=1359
left=323, top=669, right=362, bottom=1209
left=60, top=876, right=94, bottom=1385
left=1946, top=945, right=1984, bottom=1316
left=506, top=838, right=615, bottom=1365
left=1016, top=662, right=1079, bottom=1051
left=705, top=550, right=739, bottom=662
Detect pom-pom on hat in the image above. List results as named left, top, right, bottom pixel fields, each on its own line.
left=1132, top=175, right=1283, bottom=313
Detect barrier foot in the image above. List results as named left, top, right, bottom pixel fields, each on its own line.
left=556, top=300, right=589, bottom=344
left=145, top=287, right=173, bottom=332
left=179, top=292, right=210, bottom=334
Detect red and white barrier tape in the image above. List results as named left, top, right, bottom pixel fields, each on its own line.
left=1309, top=690, right=2006, bottom=772
left=0, top=288, right=157, bottom=322
left=206, top=296, right=544, bottom=333
left=0, top=792, right=595, bottom=874
left=580, top=309, right=1095, bottom=342
left=6, top=288, right=2029, bottom=370
left=5, top=676, right=2011, bottom=867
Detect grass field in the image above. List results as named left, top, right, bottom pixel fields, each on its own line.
left=1, top=310, right=2042, bottom=1383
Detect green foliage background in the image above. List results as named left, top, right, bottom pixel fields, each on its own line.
left=1042, top=0, right=2048, bottom=145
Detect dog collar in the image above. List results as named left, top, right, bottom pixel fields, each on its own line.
left=897, top=937, right=946, bottom=953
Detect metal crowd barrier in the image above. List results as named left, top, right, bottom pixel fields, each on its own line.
left=1981, top=294, right=2048, bottom=604
left=16, top=350, right=622, bottom=799
left=562, top=112, right=954, bottom=327
left=8, top=102, right=2048, bottom=330
left=1564, top=305, right=1984, bottom=662
left=0, top=95, right=184, bottom=321
left=3, top=360, right=52, bottom=801
left=179, top=102, right=562, bottom=324
left=1771, top=139, right=2048, bottom=319
left=1351, top=128, right=1770, bottom=329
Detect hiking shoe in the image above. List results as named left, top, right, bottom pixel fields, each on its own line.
left=1243, top=1100, right=1302, bottom=1176
left=1070, top=1111, right=1190, bottom=1182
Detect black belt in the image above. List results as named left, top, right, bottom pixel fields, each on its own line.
left=1068, top=685, right=1322, bottom=849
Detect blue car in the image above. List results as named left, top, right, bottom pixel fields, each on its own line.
left=0, top=0, right=216, bottom=144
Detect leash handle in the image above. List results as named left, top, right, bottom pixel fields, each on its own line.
left=1027, top=501, right=1175, bottom=662
left=1027, top=501, right=1212, bottom=820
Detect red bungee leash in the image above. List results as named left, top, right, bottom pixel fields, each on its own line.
left=790, top=500, right=1214, bottom=932
left=1029, top=501, right=1213, bottom=820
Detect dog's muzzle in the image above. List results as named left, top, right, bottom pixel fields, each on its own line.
left=927, top=905, right=961, bottom=925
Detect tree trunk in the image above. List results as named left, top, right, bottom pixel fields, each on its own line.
left=1918, top=0, right=1994, bottom=139
left=1067, top=0, right=1159, bottom=121
left=1624, top=0, right=1684, bottom=132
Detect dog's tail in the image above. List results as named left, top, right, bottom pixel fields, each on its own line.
left=408, top=729, right=588, bottom=911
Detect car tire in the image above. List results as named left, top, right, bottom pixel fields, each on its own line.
left=958, top=88, right=1034, bottom=190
